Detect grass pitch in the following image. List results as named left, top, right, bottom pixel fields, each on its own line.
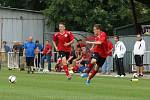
left=0, top=69, right=150, bottom=100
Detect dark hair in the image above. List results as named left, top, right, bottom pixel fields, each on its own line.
left=46, top=40, right=49, bottom=42
left=94, top=24, right=103, bottom=30
left=59, top=22, right=65, bottom=26
left=35, top=40, right=39, bottom=43
left=77, top=39, right=82, bottom=42
left=114, top=36, right=119, bottom=40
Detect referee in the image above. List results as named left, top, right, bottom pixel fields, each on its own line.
left=133, top=34, right=146, bottom=77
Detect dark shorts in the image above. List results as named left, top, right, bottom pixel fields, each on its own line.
left=91, top=52, right=106, bottom=67
left=26, top=57, right=34, bottom=66
left=58, top=51, right=70, bottom=60
left=134, top=55, right=143, bottom=66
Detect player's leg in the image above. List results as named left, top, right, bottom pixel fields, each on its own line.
left=62, top=56, right=72, bottom=79
left=86, top=56, right=106, bottom=85
left=26, top=57, right=31, bottom=74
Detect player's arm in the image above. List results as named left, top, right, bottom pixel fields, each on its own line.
left=52, top=41, right=58, bottom=51
left=86, top=41, right=102, bottom=45
left=64, top=32, right=74, bottom=46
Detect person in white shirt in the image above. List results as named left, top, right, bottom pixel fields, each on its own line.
left=133, top=34, right=146, bottom=77
left=113, top=36, right=126, bottom=77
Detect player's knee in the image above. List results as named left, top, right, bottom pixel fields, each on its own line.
left=91, top=59, right=96, bottom=64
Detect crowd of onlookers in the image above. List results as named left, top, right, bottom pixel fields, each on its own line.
left=0, top=33, right=146, bottom=78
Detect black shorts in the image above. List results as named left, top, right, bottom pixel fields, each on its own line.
left=58, top=51, right=70, bottom=60
left=26, top=57, right=34, bottom=66
left=134, top=55, right=143, bottom=66
left=91, top=52, right=106, bottom=67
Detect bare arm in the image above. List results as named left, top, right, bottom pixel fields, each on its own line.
left=52, top=41, right=58, bottom=51
left=86, top=41, right=102, bottom=45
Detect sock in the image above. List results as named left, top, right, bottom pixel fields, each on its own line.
left=88, top=69, right=98, bottom=80
left=63, top=65, right=70, bottom=76
left=86, top=63, right=94, bottom=74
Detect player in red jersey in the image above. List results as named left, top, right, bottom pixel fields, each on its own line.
left=53, top=22, right=74, bottom=80
left=81, top=24, right=108, bottom=85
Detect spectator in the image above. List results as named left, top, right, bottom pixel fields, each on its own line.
left=113, top=36, right=126, bottom=77
left=41, top=40, right=52, bottom=72
left=23, top=36, right=36, bottom=74
left=76, top=39, right=86, bottom=49
left=102, top=38, right=113, bottom=74
left=2, top=41, right=10, bottom=53
left=133, top=34, right=146, bottom=77
left=35, top=40, right=43, bottom=69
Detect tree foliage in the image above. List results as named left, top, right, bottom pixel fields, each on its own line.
left=44, top=0, right=150, bottom=34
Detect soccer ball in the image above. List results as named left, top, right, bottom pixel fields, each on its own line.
left=8, top=75, right=16, bottom=83
left=133, top=73, right=138, bottom=78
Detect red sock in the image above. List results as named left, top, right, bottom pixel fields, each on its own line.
left=89, top=69, right=98, bottom=80
left=86, top=63, right=94, bottom=74
left=63, top=65, right=70, bottom=76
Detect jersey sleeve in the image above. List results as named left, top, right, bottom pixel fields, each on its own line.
left=52, top=33, right=57, bottom=42
left=69, top=31, right=74, bottom=41
left=99, top=32, right=107, bottom=43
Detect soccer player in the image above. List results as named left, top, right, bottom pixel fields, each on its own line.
left=133, top=34, right=146, bottom=77
left=23, top=36, right=36, bottom=74
left=52, top=22, right=74, bottom=80
left=81, top=24, right=108, bottom=85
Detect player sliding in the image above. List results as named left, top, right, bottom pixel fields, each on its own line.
left=81, top=24, right=108, bottom=85
left=53, top=22, right=74, bottom=80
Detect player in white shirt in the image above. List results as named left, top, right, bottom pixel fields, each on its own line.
left=133, top=34, right=146, bottom=77
left=113, top=36, right=126, bottom=77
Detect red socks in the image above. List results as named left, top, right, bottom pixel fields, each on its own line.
left=86, top=63, right=94, bottom=74
left=89, top=69, right=98, bottom=80
left=63, top=65, right=70, bottom=76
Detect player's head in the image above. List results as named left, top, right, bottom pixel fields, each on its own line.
left=28, top=36, right=33, bottom=42
left=59, top=22, right=66, bottom=33
left=45, top=40, right=49, bottom=44
left=77, top=39, right=82, bottom=43
left=136, top=34, right=142, bottom=41
left=76, top=45, right=82, bottom=53
left=93, top=24, right=102, bottom=35
left=114, top=36, right=119, bottom=42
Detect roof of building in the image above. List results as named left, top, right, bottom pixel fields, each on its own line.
left=0, top=6, right=42, bottom=14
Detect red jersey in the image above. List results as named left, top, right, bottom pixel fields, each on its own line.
left=92, top=31, right=108, bottom=58
left=53, top=30, right=74, bottom=52
left=43, top=43, right=52, bottom=56
left=107, top=41, right=113, bottom=56
left=76, top=43, right=86, bottom=48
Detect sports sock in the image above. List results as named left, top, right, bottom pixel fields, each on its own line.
left=88, top=69, right=98, bottom=80
left=63, top=65, right=70, bottom=76
left=86, top=63, right=94, bottom=74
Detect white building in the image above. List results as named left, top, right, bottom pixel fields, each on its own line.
left=0, top=6, right=54, bottom=47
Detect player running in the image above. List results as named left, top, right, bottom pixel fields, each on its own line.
left=81, top=24, right=108, bottom=85
left=52, top=22, right=74, bottom=80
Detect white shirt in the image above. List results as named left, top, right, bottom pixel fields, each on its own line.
left=113, top=41, right=126, bottom=58
left=133, top=39, right=146, bottom=55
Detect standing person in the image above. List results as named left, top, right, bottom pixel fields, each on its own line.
left=41, top=40, right=52, bottom=72
left=133, top=34, right=146, bottom=77
left=102, top=38, right=113, bottom=74
left=35, top=40, right=43, bottom=69
left=81, top=24, right=108, bottom=85
left=52, top=22, right=74, bottom=80
left=23, top=36, right=36, bottom=74
left=113, top=36, right=126, bottom=77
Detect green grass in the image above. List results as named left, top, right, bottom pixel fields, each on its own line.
left=0, top=69, right=150, bottom=100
